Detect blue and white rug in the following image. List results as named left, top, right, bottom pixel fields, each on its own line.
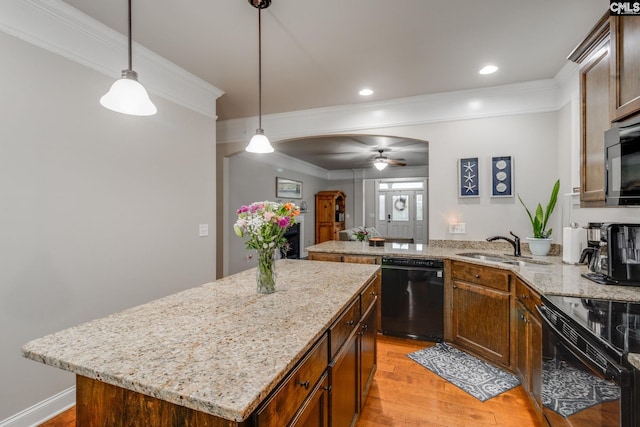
left=407, top=342, right=520, bottom=402
left=542, top=359, right=621, bottom=418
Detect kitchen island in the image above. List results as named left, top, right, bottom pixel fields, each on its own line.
left=22, top=259, right=380, bottom=425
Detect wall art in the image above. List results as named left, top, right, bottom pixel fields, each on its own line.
left=276, top=177, right=302, bottom=199
left=491, top=156, right=513, bottom=197
left=459, top=157, right=479, bottom=197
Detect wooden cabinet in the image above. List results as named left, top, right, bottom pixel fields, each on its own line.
left=358, top=295, right=377, bottom=410
left=610, top=16, right=640, bottom=121
left=256, top=334, right=329, bottom=427
left=570, top=14, right=640, bottom=206
left=315, top=191, right=346, bottom=243
left=514, top=279, right=543, bottom=421
left=450, top=261, right=512, bottom=368
left=327, top=275, right=379, bottom=427
left=290, top=374, right=329, bottom=427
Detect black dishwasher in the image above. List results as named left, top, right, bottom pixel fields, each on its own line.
left=381, top=257, right=444, bottom=342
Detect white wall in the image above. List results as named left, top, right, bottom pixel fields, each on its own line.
left=0, top=32, right=217, bottom=422
left=224, top=152, right=328, bottom=276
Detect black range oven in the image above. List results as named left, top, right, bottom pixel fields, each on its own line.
left=538, top=295, right=639, bottom=427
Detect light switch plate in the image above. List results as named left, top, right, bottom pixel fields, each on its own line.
left=199, top=224, right=209, bottom=237
left=449, top=223, right=466, bottom=234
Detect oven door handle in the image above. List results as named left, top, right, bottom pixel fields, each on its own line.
left=536, top=305, right=624, bottom=381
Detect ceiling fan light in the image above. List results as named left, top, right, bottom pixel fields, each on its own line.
left=374, top=159, right=388, bottom=171
left=246, top=129, right=274, bottom=153
left=100, top=70, right=157, bottom=116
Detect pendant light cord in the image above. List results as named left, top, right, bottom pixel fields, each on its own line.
left=258, top=7, right=263, bottom=130
left=128, top=0, right=133, bottom=71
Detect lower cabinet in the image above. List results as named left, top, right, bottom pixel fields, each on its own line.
left=290, top=373, right=329, bottom=427
left=450, top=261, right=512, bottom=368
left=514, top=279, right=543, bottom=420
left=329, top=329, right=359, bottom=427
left=329, top=277, right=378, bottom=427
left=359, top=300, right=377, bottom=408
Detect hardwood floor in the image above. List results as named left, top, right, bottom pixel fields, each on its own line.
left=356, top=336, right=540, bottom=427
left=39, top=335, right=540, bottom=427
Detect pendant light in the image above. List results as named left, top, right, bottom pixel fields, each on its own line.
left=100, top=0, right=157, bottom=116
left=245, top=0, right=274, bottom=153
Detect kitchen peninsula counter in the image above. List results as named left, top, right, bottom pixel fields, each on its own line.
left=22, top=260, right=379, bottom=423
left=305, top=240, right=640, bottom=303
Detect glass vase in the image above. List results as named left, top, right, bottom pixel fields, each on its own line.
left=256, top=248, right=277, bottom=294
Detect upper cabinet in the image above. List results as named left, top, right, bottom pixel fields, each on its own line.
left=610, top=16, right=640, bottom=121
left=569, top=14, right=640, bottom=207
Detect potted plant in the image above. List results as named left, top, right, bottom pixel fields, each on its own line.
left=517, top=179, right=560, bottom=256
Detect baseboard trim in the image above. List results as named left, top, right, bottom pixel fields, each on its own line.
left=0, top=387, right=75, bottom=427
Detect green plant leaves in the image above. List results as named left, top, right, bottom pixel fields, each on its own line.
left=518, top=179, right=560, bottom=239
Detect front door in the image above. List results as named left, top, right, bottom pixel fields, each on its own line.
left=375, top=185, right=426, bottom=243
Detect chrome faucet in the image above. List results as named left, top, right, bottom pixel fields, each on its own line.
left=486, top=231, right=521, bottom=257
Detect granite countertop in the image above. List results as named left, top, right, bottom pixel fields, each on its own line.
left=305, top=240, right=640, bottom=370
left=305, top=241, right=640, bottom=302
left=22, top=260, right=379, bottom=422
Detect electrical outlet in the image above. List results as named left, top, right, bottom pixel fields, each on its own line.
left=199, top=224, right=209, bottom=237
left=449, top=223, right=466, bottom=234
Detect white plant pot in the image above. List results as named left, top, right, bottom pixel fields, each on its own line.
left=527, top=237, right=552, bottom=256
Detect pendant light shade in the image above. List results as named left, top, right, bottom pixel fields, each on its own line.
left=100, top=0, right=157, bottom=116
left=246, top=0, right=274, bottom=153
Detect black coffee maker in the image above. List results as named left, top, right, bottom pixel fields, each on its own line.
left=579, top=222, right=603, bottom=271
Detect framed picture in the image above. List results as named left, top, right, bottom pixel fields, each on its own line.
left=491, top=156, right=513, bottom=197
left=459, top=157, right=479, bottom=197
left=276, top=177, right=303, bottom=199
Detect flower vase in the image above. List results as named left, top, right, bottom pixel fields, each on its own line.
left=256, top=249, right=277, bottom=294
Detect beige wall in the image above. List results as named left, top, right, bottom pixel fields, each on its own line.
left=0, top=32, right=216, bottom=420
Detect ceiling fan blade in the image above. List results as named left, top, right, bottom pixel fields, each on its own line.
left=387, top=159, right=407, bottom=166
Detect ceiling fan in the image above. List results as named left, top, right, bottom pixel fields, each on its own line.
left=373, top=149, right=406, bottom=171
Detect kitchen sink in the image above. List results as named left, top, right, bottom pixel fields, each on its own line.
left=457, top=252, right=550, bottom=266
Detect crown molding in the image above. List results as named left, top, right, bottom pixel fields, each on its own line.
left=0, top=0, right=223, bottom=118
left=217, top=79, right=562, bottom=144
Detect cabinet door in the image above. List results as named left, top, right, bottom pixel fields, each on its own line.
left=359, top=302, right=377, bottom=410
left=610, top=16, right=640, bottom=121
left=308, top=252, right=343, bottom=263
left=329, top=330, right=359, bottom=427
left=290, top=374, right=329, bottom=427
left=515, top=301, right=531, bottom=391
left=451, top=280, right=511, bottom=367
left=580, top=43, right=610, bottom=206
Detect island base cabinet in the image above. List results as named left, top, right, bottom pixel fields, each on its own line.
left=359, top=301, right=377, bottom=409
left=290, top=373, right=329, bottom=427
left=329, top=329, right=359, bottom=427
left=76, top=375, right=249, bottom=427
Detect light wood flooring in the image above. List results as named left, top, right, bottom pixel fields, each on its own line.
left=39, top=335, right=540, bottom=427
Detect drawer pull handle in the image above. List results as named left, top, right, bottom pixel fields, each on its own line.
left=521, top=294, right=528, bottom=299
left=346, top=320, right=355, bottom=326
left=474, top=274, right=480, bottom=279
left=300, top=380, right=310, bottom=389
left=452, top=284, right=457, bottom=289
left=370, top=291, right=377, bottom=296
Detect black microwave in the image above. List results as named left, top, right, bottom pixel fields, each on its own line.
left=605, top=115, right=640, bottom=206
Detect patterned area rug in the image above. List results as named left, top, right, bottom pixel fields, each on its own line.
left=542, top=360, right=621, bottom=418
left=407, top=342, right=520, bottom=402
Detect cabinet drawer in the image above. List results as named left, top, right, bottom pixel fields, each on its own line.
left=360, top=278, right=378, bottom=314
left=515, top=279, right=541, bottom=314
left=256, top=333, right=329, bottom=427
left=342, top=255, right=378, bottom=265
left=308, top=252, right=343, bottom=262
left=451, top=261, right=510, bottom=292
left=329, top=298, right=360, bottom=359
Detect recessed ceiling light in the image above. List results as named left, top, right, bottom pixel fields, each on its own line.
left=479, top=65, right=498, bottom=75
left=359, top=88, right=374, bottom=96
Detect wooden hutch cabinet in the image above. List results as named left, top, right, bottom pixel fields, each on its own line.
left=315, top=191, right=346, bottom=244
